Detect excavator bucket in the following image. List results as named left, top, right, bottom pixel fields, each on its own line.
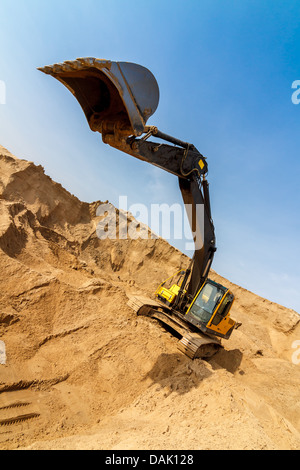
left=38, top=58, right=159, bottom=137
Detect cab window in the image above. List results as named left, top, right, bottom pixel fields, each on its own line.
left=189, top=283, right=224, bottom=325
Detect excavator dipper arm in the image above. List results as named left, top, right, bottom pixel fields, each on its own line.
left=104, top=128, right=217, bottom=301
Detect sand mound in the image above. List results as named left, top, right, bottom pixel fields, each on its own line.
left=0, top=144, right=299, bottom=450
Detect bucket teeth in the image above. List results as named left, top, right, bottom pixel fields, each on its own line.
left=63, top=60, right=75, bottom=66
left=64, top=59, right=82, bottom=70
left=76, top=57, right=95, bottom=66
left=52, top=63, right=65, bottom=73
left=61, top=63, right=75, bottom=72
left=37, top=65, right=53, bottom=74
left=38, top=58, right=113, bottom=75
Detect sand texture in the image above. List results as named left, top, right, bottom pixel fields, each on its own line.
left=0, top=144, right=299, bottom=450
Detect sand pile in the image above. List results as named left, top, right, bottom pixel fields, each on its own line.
left=0, top=144, right=299, bottom=450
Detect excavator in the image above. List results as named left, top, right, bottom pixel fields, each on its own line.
left=38, top=58, right=240, bottom=359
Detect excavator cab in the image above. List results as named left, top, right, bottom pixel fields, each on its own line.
left=185, top=279, right=236, bottom=339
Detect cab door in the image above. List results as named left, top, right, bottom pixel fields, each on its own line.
left=206, top=293, right=235, bottom=338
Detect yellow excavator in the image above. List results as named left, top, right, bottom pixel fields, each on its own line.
left=38, top=58, right=240, bottom=359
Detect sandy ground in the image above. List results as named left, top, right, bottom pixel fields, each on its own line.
left=0, top=144, right=299, bottom=450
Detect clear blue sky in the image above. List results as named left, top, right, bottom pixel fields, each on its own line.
left=0, top=0, right=300, bottom=312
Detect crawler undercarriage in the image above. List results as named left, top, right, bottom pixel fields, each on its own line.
left=128, top=295, right=222, bottom=359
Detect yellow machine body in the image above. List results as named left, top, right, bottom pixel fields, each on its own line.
left=155, top=270, right=186, bottom=306
left=156, top=272, right=237, bottom=341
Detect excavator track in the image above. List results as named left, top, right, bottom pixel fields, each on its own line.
left=128, top=295, right=222, bottom=360
left=177, top=332, right=221, bottom=359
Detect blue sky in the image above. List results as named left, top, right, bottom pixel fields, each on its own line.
left=0, top=0, right=300, bottom=312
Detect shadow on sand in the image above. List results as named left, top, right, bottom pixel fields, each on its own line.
left=142, top=347, right=243, bottom=395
